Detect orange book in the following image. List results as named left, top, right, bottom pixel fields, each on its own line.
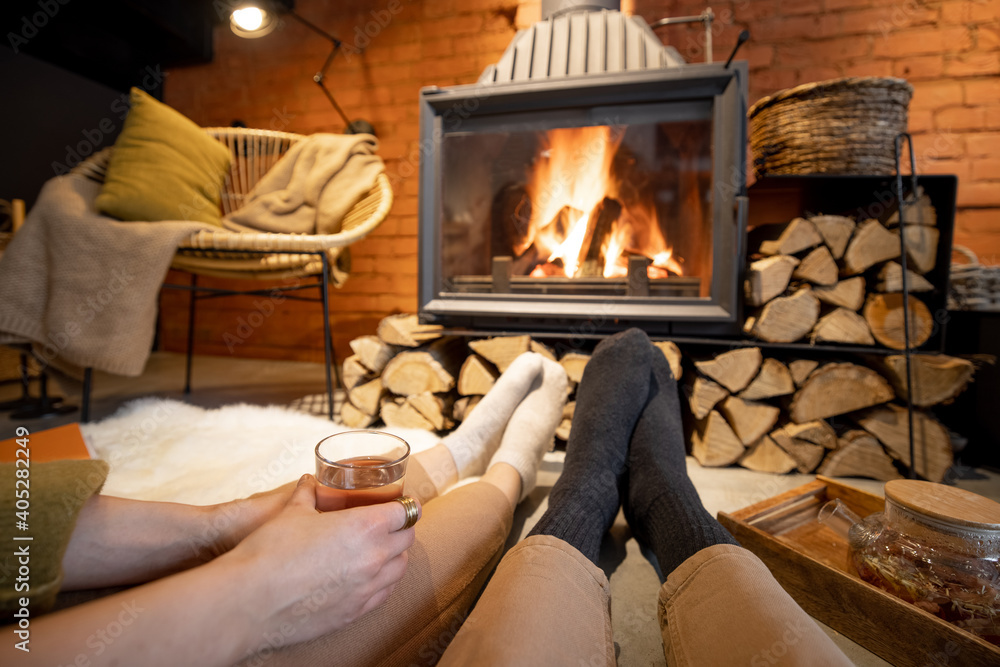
left=0, top=423, right=92, bottom=463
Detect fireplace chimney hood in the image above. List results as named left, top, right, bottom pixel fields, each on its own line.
left=417, top=5, right=749, bottom=337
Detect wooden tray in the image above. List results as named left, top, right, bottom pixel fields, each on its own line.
left=718, top=476, right=1000, bottom=667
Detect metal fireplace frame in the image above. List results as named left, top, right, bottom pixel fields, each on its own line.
left=418, top=60, right=749, bottom=336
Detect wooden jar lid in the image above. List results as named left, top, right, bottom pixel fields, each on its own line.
left=885, top=480, right=1000, bottom=531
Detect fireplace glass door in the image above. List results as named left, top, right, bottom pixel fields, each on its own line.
left=440, top=107, right=713, bottom=301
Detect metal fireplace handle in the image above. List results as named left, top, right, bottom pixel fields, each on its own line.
left=650, top=8, right=716, bottom=64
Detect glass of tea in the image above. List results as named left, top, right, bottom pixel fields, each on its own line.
left=314, top=430, right=410, bottom=511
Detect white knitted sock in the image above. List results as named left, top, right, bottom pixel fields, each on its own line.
left=488, top=356, right=568, bottom=502
left=442, top=352, right=544, bottom=478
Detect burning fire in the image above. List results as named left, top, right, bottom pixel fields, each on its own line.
left=521, top=126, right=683, bottom=279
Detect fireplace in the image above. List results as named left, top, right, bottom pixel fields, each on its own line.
left=418, top=5, right=749, bottom=336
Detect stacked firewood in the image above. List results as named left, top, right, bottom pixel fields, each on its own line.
left=341, top=314, right=976, bottom=482
left=744, top=191, right=940, bottom=349
left=681, top=346, right=975, bottom=482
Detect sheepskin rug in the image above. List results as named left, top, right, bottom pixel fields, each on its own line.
left=80, top=398, right=441, bottom=505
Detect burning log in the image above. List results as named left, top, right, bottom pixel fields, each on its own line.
left=490, top=182, right=533, bottom=257
left=579, top=197, right=622, bottom=278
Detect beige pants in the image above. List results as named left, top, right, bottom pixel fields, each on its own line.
left=250, top=458, right=853, bottom=666
left=442, top=538, right=855, bottom=667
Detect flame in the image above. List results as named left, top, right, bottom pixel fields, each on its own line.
left=523, top=125, right=681, bottom=279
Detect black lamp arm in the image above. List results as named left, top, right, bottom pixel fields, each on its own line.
left=285, top=10, right=355, bottom=131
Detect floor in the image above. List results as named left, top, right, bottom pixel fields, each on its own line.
left=3, top=351, right=999, bottom=666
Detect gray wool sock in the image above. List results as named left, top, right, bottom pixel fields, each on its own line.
left=488, top=356, right=568, bottom=502
left=441, top=352, right=544, bottom=478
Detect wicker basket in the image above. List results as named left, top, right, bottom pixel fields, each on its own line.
left=749, top=77, right=913, bottom=179
left=949, top=246, right=1000, bottom=312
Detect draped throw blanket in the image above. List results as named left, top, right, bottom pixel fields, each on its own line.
left=0, top=176, right=210, bottom=376
left=223, top=133, right=385, bottom=235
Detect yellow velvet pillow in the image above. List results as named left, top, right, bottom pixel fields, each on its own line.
left=95, top=88, right=231, bottom=226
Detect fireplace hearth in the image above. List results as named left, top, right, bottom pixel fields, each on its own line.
left=418, top=5, right=749, bottom=336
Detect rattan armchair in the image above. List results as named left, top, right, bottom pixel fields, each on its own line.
left=74, top=127, right=393, bottom=420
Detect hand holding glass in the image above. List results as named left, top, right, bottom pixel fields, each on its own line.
left=315, top=431, right=409, bottom=511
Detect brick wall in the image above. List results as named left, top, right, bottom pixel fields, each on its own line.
left=161, top=0, right=998, bottom=364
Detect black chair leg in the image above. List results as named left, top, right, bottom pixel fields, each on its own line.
left=320, top=256, right=336, bottom=421
left=0, top=353, right=36, bottom=412
left=184, top=274, right=198, bottom=395
left=81, top=367, right=92, bottom=422
left=11, top=369, right=76, bottom=420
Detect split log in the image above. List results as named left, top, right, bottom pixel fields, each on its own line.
left=809, top=214, right=855, bottom=259
left=903, top=225, right=939, bottom=274
left=783, top=420, right=838, bottom=449
left=817, top=430, right=903, bottom=481
left=687, top=376, right=729, bottom=420
left=792, top=246, right=838, bottom=286
left=770, top=427, right=825, bottom=473
left=855, top=404, right=953, bottom=482
left=745, top=255, right=799, bottom=306
left=469, top=335, right=531, bottom=373
left=739, top=358, right=794, bottom=401
left=745, top=288, right=820, bottom=343
left=491, top=182, right=533, bottom=256
left=559, top=352, right=591, bottom=384
left=579, top=197, right=622, bottom=277
left=347, top=377, right=386, bottom=417
left=691, top=410, right=746, bottom=467
left=381, top=337, right=466, bottom=395
left=719, top=396, right=781, bottom=446
left=457, top=355, right=499, bottom=396
left=376, top=313, right=444, bottom=347
left=342, top=354, right=373, bottom=391
left=407, top=392, right=452, bottom=431
left=788, top=362, right=894, bottom=423
left=452, top=395, right=482, bottom=423
left=349, top=335, right=399, bottom=374
left=842, top=219, right=900, bottom=275
left=876, top=261, right=934, bottom=293
left=886, top=188, right=937, bottom=227
left=340, top=401, right=377, bottom=429
left=759, top=217, right=823, bottom=256
left=694, top=347, right=762, bottom=393
left=653, top=340, right=684, bottom=381
left=381, top=398, right=435, bottom=431
left=530, top=339, right=557, bottom=362
left=556, top=401, right=576, bottom=441
left=863, top=293, right=934, bottom=350
left=788, top=359, right=819, bottom=387
left=810, top=308, right=876, bottom=346
left=813, top=276, right=866, bottom=311
left=739, top=435, right=798, bottom=474
left=873, top=354, right=975, bottom=408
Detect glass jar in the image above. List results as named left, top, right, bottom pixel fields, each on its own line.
left=821, top=480, right=1000, bottom=645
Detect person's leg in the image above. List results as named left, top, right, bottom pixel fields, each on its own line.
left=527, top=328, right=653, bottom=561
left=623, top=345, right=852, bottom=666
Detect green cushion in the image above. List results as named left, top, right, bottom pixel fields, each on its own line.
left=95, top=88, right=231, bottom=226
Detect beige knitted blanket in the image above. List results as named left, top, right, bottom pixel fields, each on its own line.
left=224, top=133, right=384, bottom=235
left=0, top=175, right=210, bottom=376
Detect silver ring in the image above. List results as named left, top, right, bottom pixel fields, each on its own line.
left=394, top=495, right=420, bottom=531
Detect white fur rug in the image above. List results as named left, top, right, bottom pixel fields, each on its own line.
left=80, top=398, right=442, bottom=505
